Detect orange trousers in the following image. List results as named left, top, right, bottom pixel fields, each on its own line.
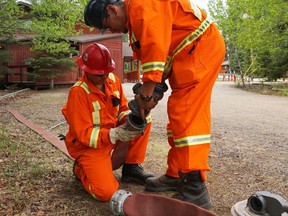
left=73, top=123, right=151, bottom=201
left=165, top=23, right=225, bottom=181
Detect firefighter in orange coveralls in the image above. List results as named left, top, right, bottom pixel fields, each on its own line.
left=84, top=0, right=226, bottom=209
left=62, top=43, right=155, bottom=202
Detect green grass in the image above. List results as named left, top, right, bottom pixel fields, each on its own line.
left=0, top=121, right=59, bottom=214
left=240, top=83, right=288, bottom=96
left=0, top=123, right=16, bottom=156
left=271, top=84, right=288, bottom=96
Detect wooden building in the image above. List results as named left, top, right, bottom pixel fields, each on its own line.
left=220, top=60, right=230, bottom=74
left=123, top=42, right=141, bottom=83
left=69, top=33, right=123, bottom=81
left=4, top=32, right=123, bottom=89
left=1, top=1, right=125, bottom=89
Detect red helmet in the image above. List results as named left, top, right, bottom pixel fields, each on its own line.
left=77, top=43, right=115, bottom=75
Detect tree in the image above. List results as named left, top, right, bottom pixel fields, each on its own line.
left=0, top=0, right=25, bottom=84
left=29, top=56, right=76, bottom=89
left=27, top=0, right=86, bottom=89
left=0, top=49, right=12, bottom=87
left=208, top=0, right=288, bottom=85
left=0, top=0, right=24, bottom=41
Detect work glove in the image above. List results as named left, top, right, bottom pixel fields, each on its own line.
left=134, top=94, right=158, bottom=120
left=109, top=124, right=141, bottom=144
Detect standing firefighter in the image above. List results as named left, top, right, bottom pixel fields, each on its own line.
left=62, top=43, right=154, bottom=201
left=84, top=0, right=226, bottom=209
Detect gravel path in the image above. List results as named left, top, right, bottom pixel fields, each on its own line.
left=1, top=81, right=287, bottom=216
left=124, top=81, right=288, bottom=215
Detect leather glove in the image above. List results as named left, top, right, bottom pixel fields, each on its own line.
left=134, top=94, right=158, bottom=119
left=109, top=124, right=141, bottom=144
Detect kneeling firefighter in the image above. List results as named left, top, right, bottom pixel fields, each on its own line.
left=62, top=43, right=154, bottom=201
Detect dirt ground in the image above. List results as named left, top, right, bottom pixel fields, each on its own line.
left=0, top=82, right=287, bottom=216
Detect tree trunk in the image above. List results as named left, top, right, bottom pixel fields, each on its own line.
left=235, top=47, right=245, bottom=86
left=50, top=78, right=54, bottom=89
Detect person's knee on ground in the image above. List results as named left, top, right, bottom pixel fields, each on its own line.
left=89, top=183, right=119, bottom=202
left=73, top=160, right=119, bottom=202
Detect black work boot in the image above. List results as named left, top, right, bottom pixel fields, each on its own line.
left=172, top=171, right=212, bottom=210
left=121, top=164, right=155, bottom=185
left=145, top=174, right=181, bottom=192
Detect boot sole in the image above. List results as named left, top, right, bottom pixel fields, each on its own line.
left=145, top=185, right=178, bottom=192
left=121, top=176, right=146, bottom=185
left=174, top=191, right=213, bottom=210
left=173, top=196, right=212, bottom=210
left=199, top=200, right=212, bottom=210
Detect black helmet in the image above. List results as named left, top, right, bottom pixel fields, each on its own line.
left=84, top=0, right=119, bottom=29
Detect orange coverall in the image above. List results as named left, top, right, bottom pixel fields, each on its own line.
left=125, top=0, right=226, bottom=180
left=62, top=73, right=151, bottom=201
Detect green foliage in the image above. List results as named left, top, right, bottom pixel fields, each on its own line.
left=0, top=122, right=17, bottom=158
left=0, top=49, right=12, bottom=78
left=122, top=34, right=129, bottom=42
left=25, top=0, right=85, bottom=83
left=29, top=0, right=84, bottom=56
left=208, top=0, right=288, bottom=84
left=28, top=55, right=76, bottom=79
left=0, top=0, right=24, bottom=41
left=0, top=0, right=28, bottom=84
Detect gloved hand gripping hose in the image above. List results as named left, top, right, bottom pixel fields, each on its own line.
left=127, top=81, right=168, bottom=132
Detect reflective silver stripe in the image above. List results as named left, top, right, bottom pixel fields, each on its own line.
left=146, top=113, right=152, bottom=123
left=118, top=111, right=152, bottom=123
left=174, top=17, right=211, bottom=56
left=90, top=128, right=100, bottom=148
left=118, top=110, right=131, bottom=122
left=92, top=111, right=100, bottom=127
left=167, top=129, right=172, bottom=137
left=113, top=90, right=120, bottom=98
left=190, top=0, right=202, bottom=21
left=131, top=32, right=137, bottom=43
left=108, top=73, right=116, bottom=82
left=73, top=81, right=81, bottom=87
left=80, top=82, right=91, bottom=94
left=163, top=16, right=213, bottom=78
left=90, top=101, right=101, bottom=148
left=92, top=102, right=101, bottom=123
left=174, top=134, right=210, bottom=148
left=73, top=81, right=91, bottom=94
left=89, top=184, right=99, bottom=200
left=142, top=61, right=165, bottom=73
